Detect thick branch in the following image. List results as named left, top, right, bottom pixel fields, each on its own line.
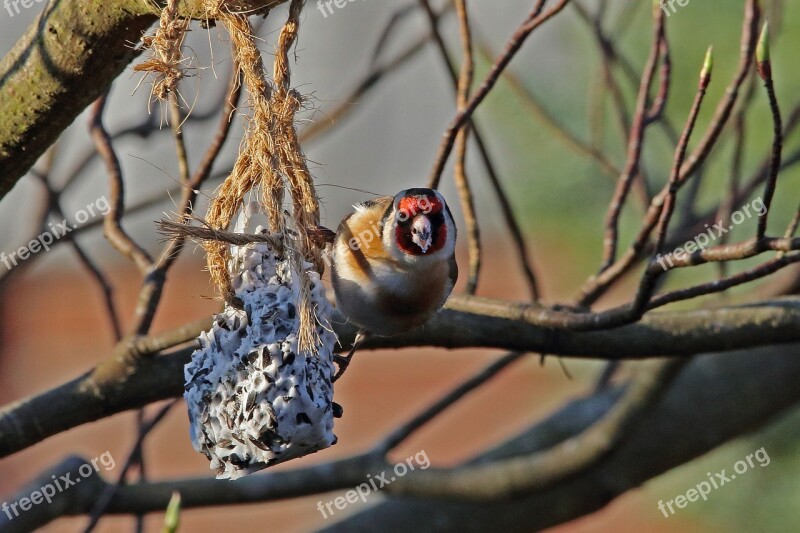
left=5, top=344, right=800, bottom=531
left=3, top=297, right=800, bottom=457
left=326, top=343, right=800, bottom=531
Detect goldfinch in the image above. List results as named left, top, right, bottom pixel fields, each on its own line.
left=331, top=188, right=458, bottom=378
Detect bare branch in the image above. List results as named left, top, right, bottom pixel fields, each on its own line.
left=419, top=0, right=482, bottom=293
left=376, top=351, right=527, bottom=454
left=326, top=344, right=800, bottom=531
left=6, top=345, right=800, bottom=531
left=601, top=1, right=664, bottom=270
left=89, top=95, right=154, bottom=273
left=5, top=296, right=800, bottom=459
left=427, top=0, right=570, bottom=188
left=754, top=22, right=783, bottom=239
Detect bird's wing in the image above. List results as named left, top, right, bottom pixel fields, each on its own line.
left=448, top=253, right=459, bottom=289
left=353, top=196, right=392, bottom=215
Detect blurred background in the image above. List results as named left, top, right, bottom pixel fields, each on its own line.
left=1, top=0, right=799, bottom=531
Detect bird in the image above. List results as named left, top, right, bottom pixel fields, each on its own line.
left=330, top=188, right=458, bottom=380
left=156, top=189, right=457, bottom=381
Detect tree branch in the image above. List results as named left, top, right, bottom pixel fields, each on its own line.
left=325, top=343, right=800, bottom=531
left=5, top=344, right=800, bottom=531
left=4, top=296, right=800, bottom=458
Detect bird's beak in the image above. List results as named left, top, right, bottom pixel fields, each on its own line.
left=411, top=215, right=432, bottom=253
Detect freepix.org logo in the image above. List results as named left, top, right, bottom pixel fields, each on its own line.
left=0, top=195, right=110, bottom=271
left=316, top=450, right=430, bottom=519
left=660, top=0, right=691, bottom=17
left=2, top=452, right=116, bottom=521
left=657, top=447, right=770, bottom=518
left=316, top=0, right=369, bottom=18
left=4, top=0, right=47, bottom=18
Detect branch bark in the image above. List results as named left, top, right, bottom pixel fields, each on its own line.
left=3, top=296, right=800, bottom=458
left=3, top=343, right=799, bottom=531
left=323, top=343, right=800, bottom=532
left=0, top=0, right=287, bottom=198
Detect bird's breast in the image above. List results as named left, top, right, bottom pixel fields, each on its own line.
left=371, top=260, right=451, bottom=316
left=332, top=248, right=453, bottom=335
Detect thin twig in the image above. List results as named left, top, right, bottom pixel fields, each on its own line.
left=679, top=0, right=759, bottom=182
left=419, top=0, right=481, bottom=293
left=369, top=3, right=421, bottom=67
left=716, top=74, right=756, bottom=278
left=376, top=352, right=527, bottom=454
left=137, top=65, right=242, bottom=335
left=83, top=401, right=178, bottom=533
left=631, top=49, right=714, bottom=314
left=427, top=0, right=570, bottom=189
left=300, top=3, right=453, bottom=143
left=386, top=359, right=685, bottom=499
left=89, top=94, right=154, bottom=273
left=648, top=253, right=800, bottom=309
left=30, top=159, right=123, bottom=341
left=417, top=1, right=540, bottom=299
left=576, top=104, right=800, bottom=308
left=755, top=22, right=782, bottom=239
left=600, top=2, right=664, bottom=271
left=652, top=49, right=713, bottom=257
left=157, top=219, right=284, bottom=248
left=477, top=39, right=620, bottom=180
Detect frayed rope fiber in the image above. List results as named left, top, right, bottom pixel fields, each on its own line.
left=139, top=1, right=323, bottom=354
left=146, top=1, right=339, bottom=477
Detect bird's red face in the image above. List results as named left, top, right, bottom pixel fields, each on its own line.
left=392, top=189, right=449, bottom=256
